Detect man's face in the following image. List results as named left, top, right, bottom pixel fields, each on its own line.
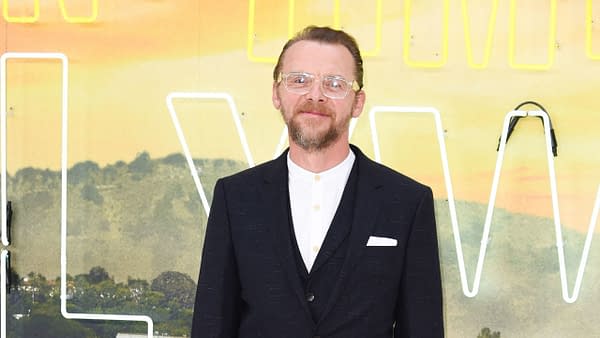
left=272, top=40, right=365, bottom=152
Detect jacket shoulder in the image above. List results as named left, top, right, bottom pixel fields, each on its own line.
left=358, top=152, right=432, bottom=195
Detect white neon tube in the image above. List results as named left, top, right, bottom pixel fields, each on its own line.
left=1, top=52, right=153, bottom=338
left=166, top=92, right=254, bottom=217
left=369, top=106, right=599, bottom=303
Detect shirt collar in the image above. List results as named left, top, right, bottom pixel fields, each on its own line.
left=287, top=149, right=356, bottom=182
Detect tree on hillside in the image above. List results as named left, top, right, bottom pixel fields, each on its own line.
left=151, top=271, right=196, bottom=308
left=69, top=160, right=100, bottom=185
left=129, top=151, right=153, bottom=175
left=478, top=327, right=501, bottom=338
left=88, top=266, right=111, bottom=284
left=13, top=167, right=54, bottom=190
left=14, top=167, right=38, bottom=182
left=162, top=153, right=186, bottom=167
left=23, top=272, right=53, bottom=304
left=81, top=183, right=104, bottom=204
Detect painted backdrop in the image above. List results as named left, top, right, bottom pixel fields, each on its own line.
left=1, top=0, right=600, bottom=337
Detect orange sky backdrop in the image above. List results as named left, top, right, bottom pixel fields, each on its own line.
left=2, top=0, right=600, bottom=231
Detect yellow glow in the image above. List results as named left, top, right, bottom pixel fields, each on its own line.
left=508, top=0, right=557, bottom=70
left=288, top=0, right=295, bottom=43
left=403, top=0, right=449, bottom=68
left=333, top=0, right=340, bottom=29
left=461, top=0, right=498, bottom=69
left=586, top=0, right=600, bottom=60
left=247, top=0, right=295, bottom=63
left=358, top=0, right=382, bottom=57
left=247, top=0, right=381, bottom=63
left=332, top=0, right=382, bottom=57
left=58, top=0, right=98, bottom=23
left=2, top=0, right=39, bottom=23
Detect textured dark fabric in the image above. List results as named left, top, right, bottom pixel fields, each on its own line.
left=191, top=145, right=444, bottom=338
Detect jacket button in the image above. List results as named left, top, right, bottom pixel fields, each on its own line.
left=306, top=292, right=315, bottom=302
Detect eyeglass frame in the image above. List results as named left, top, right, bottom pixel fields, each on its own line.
left=277, top=71, right=361, bottom=99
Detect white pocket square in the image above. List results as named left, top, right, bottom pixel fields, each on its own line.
left=366, top=236, right=397, bottom=247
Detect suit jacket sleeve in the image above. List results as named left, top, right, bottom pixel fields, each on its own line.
left=394, top=187, right=444, bottom=337
left=191, top=179, right=241, bottom=338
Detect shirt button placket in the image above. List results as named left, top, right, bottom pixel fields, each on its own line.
left=310, top=173, right=322, bottom=267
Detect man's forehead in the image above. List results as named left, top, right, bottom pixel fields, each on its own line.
left=281, top=40, right=355, bottom=75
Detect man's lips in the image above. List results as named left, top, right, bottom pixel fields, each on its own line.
left=299, top=110, right=329, bottom=117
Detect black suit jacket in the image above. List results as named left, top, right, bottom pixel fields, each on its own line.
left=192, top=145, right=444, bottom=338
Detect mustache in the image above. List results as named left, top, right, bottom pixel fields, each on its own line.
left=295, top=101, right=334, bottom=116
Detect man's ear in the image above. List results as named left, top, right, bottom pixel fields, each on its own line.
left=272, top=82, right=282, bottom=110
left=351, top=90, right=366, bottom=118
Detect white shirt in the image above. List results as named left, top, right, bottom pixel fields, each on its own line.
left=287, top=150, right=355, bottom=272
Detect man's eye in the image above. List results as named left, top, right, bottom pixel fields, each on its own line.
left=286, top=74, right=310, bottom=84
left=326, top=78, right=345, bottom=90
left=330, top=80, right=342, bottom=88
left=293, top=76, right=307, bottom=84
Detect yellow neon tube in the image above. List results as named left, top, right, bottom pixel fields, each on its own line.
left=333, top=0, right=341, bottom=29
left=247, top=0, right=295, bottom=63
left=586, top=0, right=600, bottom=60
left=362, top=0, right=383, bottom=57
left=403, top=0, right=450, bottom=68
left=247, top=0, right=381, bottom=63
left=333, top=0, right=382, bottom=57
left=508, top=0, right=557, bottom=70
left=461, top=0, right=498, bottom=69
left=2, top=0, right=39, bottom=23
left=58, top=0, right=98, bottom=24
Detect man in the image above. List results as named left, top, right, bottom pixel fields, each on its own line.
left=192, top=26, right=444, bottom=337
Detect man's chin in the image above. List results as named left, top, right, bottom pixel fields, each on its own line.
left=291, top=130, right=340, bottom=152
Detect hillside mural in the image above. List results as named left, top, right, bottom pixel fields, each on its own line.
left=2, top=0, right=600, bottom=337
left=3, top=154, right=599, bottom=336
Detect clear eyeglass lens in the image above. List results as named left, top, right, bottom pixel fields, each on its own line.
left=322, top=76, right=349, bottom=96
left=285, top=73, right=314, bottom=90
left=281, top=72, right=353, bottom=99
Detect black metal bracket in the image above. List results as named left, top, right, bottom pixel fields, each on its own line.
left=4, top=201, right=14, bottom=293
left=7, top=201, right=12, bottom=245
left=496, top=101, right=558, bottom=157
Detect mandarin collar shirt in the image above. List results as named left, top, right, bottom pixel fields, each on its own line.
left=287, top=150, right=356, bottom=272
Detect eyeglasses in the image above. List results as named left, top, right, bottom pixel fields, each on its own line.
left=277, top=72, right=360, bottom=99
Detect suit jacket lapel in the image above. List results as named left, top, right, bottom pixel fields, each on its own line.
left=309, top=158, right=358, bottom=275
left=262, top=151, right=314, bottom=321
left=317, top=145, right=385, bottom=323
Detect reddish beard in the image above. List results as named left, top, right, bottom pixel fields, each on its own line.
left=284, top=101, right=346, bottom=152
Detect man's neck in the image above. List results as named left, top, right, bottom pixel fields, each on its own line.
left=288, top=139, right=351, bottom=173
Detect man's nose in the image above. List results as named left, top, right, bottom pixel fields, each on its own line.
left=306, top=81, right=326, bottom=102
